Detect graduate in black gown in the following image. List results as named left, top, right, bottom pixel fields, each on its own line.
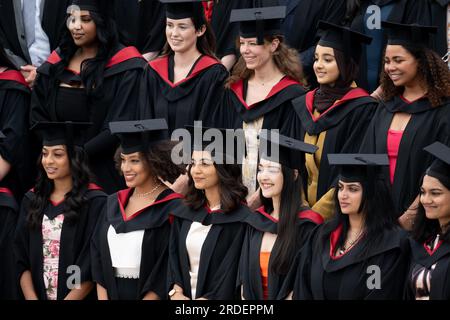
left=291, top=22, right=377, bottom=220
left=0, top=47, right=31, bottom=300
left=168, top=126, right=251, bottom=300
left=141, top=0, right=228, bottom=135
left=346, top=0, right=420, bottom=92
left=30, top=0, right=149, bottom=194
left=361, top=22, right=450, bottom=222
left=112, top=0, right=166, bottom=61
left=238, top=131, right=323, bottom=300
left=91, top=119, right=185, bottom=300
left=405, top=142, right=450, bottom=300
left=279, top=154, right=410, bottom=300
left=14, top=122, right=107, bottom=300
left=0, top=131, right=20, bottom=300
left=0, top=45, right=31, bottom=198
left=212, top=5, right=305, bottom=208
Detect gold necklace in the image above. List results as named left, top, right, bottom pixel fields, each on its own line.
left=133, top=183, right=162, bottom=198
left=339, top=231, right=364, bottom=254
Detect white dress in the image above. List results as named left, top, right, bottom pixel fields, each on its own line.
left=107, top=225, right=145, bottom=279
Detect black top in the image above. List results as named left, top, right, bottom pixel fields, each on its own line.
left=55, top=87, right=89, bottom=122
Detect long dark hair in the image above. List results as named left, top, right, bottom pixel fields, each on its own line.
left=260, top=165, right=304, bottom=275
left=412, top=174, right=450, bottom=243
left=27, top=146, right=93, bottom=229
left=184, top=161, right=247, bottom=213
left=380, top=44, right=450, bottom=107
left=160, top=17, right=217, bottom=58
left=49, top=6, right=119, bottom=97
left=319, top=177, right=398, bottom=258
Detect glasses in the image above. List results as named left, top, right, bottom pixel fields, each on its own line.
left=257, top=165, right=282, bottom=175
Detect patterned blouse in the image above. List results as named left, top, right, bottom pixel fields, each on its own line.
left=42, top=214, right=64, bottom=300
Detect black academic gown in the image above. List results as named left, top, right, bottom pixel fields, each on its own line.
left=211, top=77, right=305, bottom=136
left=14, top=185, right=106, bottom=300
left=405, top=237, right=450, bottom=300
left=91, top=188, right=184, bottom=300
left=0, top=0, right=70, bottom=67
left=168, top=204, right=251, bottom=300
left=349, top=0, right=420, bottom=91
left=360, top=96, right=450, bottom=216
left=30, top=46, right=149, bottom=194
left=0, top=69, right=31, bottom=198
left=142, top=55, right=228, bottom=134
left=238, top=206, right=323, bottom=300
left=292, top=88, right=378, bottom=215
left=282, top=223, right=410, bottom=300
left=0, top=188, right=19, bottom=299
left=113, top=0, right=166, bottom=54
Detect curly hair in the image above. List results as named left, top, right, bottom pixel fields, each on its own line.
left=27, top=146, right=93, bottom=229
left=114, top=140, right=186, bottom=184
left=380, top=45, right=450, bottom=107
left=184, top=161, right=248, bottom=213
left=225, top=35, right=305, bottom=88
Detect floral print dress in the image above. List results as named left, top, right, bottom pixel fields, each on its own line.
left=42, top=214, right=64, bottom=300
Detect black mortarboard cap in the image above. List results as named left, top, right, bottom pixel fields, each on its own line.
left=182, top=125, right=246, bottom=165
left=30, top=121, right=92, bottom=148
left=109, top=119, right=169, bottom=155
left=423, top=142, right=450, bottom=188
left=230, top=6, right=286, bottom=45
left=317, top=20, right=372, bottom=62
left=259, top=130, right=318, bottom=170
left=71, top=0, right=100, bottom=12
left=382, top=21, right=437, bottom=47
left=159, top=0, right=207, bottom=24
left=327, top=153, right=389, bottom=183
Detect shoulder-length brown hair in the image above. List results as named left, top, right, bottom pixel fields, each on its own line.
left=225, top=35, right=305, bottom=88
left=380, top=45, right=450, bottom=107
left=160, top=18, right=217, bottom=59
left=184, top=162, right=248, bottom=213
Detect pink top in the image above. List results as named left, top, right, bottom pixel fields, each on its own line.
left=387, top=129, right=404, bottom=184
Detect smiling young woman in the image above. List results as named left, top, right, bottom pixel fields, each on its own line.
left=289, top=21, right=377, bottom=221
left=209, top=5, right=305, bottom=210
left=167, top=126, right=250, bottom=301
left=30, top=0, right=150, bottom=194
left=361, top=22, right=450, bottom=222
left=91, top=119, right=185, bottom=300
left=14, top=122, right=107, bottom=300
left=141, top=0, right=227, bottom=135
left=238, top=132, right=323, bottom=300
left=279, top=154, right=410, bottom=300
left=406, top=142, right=450, bottom=300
